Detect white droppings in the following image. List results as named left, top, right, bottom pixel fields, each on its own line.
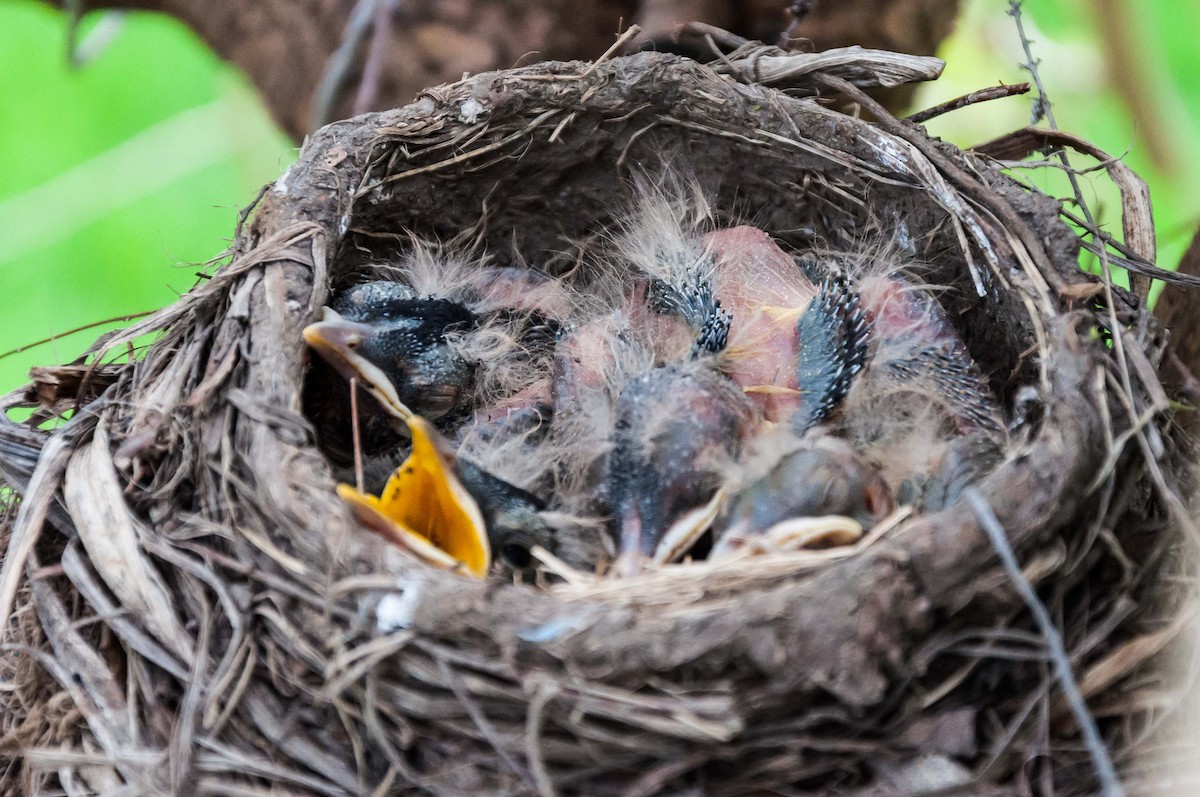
left=862, top=134, right=913, bottom=174
left=376, top=580, right=423, bottom=632
left=458, top=98, right=486, bottom=124
left=274, top=169, right=292, bottom=196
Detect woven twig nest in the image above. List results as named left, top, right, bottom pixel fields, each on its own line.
left=1, top=45, right=1193, bottom=796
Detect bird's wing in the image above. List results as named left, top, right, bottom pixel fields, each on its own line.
left=793, top=276, right=872, bottom=433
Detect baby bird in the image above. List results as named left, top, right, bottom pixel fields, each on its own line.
left=306, top=282, right=476, bottom=423
left=339, top=415, right=557, bottom=577
left=827, top=250, right=1008, bottom=507
left=607, top=362, right=761, bottom=574
left=708, top=430, right=895, bottom=561
left=304, top=244, right=571, bottom=486
left=582, top=178, right=871, bottom=571
left=304, top=244, right=578, bottom=576
left=612, top=179, right=871, bottom=432
left=594, top=175, right=1004, bottom=571
left=844, top=257, right=1005, bottom=440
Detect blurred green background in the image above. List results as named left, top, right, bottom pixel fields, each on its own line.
left=1, top=0, right=1197, bottom=395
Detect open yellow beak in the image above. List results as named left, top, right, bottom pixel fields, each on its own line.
left=337, top=416, right=490, bottom=578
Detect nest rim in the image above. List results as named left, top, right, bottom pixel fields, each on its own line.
left=1, top=48, right=1190, bottom=797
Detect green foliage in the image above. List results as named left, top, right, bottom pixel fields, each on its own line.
left=1, top=0, right=1196, bottom=398
left=914, top=0, right=1200, bottom=281
left=0, top=1, right=291, bottom=395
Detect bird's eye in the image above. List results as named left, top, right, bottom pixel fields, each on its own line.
left=500, top=543, right=533, bottom=570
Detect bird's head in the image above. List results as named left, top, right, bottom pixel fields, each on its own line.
left=607, top=362, right=760, bottom=575
left=303, top=281, right=478, bottom=427
left=711, top=431, right=894, bottom=560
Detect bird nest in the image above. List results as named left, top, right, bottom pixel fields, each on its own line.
left=1, top=43, right=1195, bottom=796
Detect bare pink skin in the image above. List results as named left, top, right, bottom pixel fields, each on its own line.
left=858, top=275, right=959, bottom=350
left=471, top=378, right=552, bottom=427
left=552, top=285, right=694, bottom=409
left=703, top=226, right=818, bottom=422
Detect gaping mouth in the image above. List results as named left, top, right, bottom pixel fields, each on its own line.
left=303, top=307, right=414, bottom=424
left=336, top=415, right=491, bottom=579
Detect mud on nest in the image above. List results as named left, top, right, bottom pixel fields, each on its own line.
left=0, top=43, right=1195, bottom=796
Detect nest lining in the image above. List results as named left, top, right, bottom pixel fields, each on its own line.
left=0, top=47, right=1193, bottom=796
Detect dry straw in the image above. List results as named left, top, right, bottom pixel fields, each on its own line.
left=1, top=38, right=1195, bottom=796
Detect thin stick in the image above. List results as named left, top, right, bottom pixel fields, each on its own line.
left=1010, top=3, right=1188, bottom=546
left=353, top=0, right=398, bottom=116
left=1009, top=2, right=1147, bottom=294
left=437, top=657, right=538, bottom=791
left=310, top=0, right=378, bottom=130
left=349, top=377, right=365, bottom=493
left=965, top=488, right=1125, bottom=797
left=906, top=82, right=1031, bottom=124
left=579, top=25, right=642, bottom=79
left=0, top=311, right=154, bottom=361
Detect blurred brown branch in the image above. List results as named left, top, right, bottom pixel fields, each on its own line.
left=1156, top=228, right=1200, bottom=406
left=48, top=0, right=962, bottom=139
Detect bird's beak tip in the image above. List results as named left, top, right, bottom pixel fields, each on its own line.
left=302, top=318, right=373, bottom=352
left=303, top=316, right=415, bottom=423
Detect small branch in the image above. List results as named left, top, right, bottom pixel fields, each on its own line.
left=906, top=82, right=1030, bottom=124
left=349, top=377, right=364, bottom=493
left=1007, top=2, right=1150, bottom=294
left=1009, top=2, right=1149, bottom=523
left=310, top=0, right=380, bottom=130
left=437, top=657, right=539, bottom=792
left=965, top=488, right=1125, bottom=797
left=1008, top=3, right=1085, bottom=213
left=777, top=0, right=818, bottom=48
left=352, top=0, right=400, bottom=117
left=0, top=311, right=154, bottom=361
left=580, top=24, right=642, bottom=78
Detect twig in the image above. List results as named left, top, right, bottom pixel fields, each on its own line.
left=353, top=0, right=400, bottom=116
left=1009, top=2, right=1089, bottom=221
left=965, top=488, right=1125, bottom=797
left=66, top=7, right=126, bottom=69
left=619, top=751, right=708, bottom=797
left=64, top=0, right=83, bottom=66
left=310, top=0, right=380, bottom=130
left=1010, top=3, right=1192, bottom=549
left=0, top=312, right=155, bottom=361
left=579, top=25, right=642, bottom=79
left=906, top=82, right=1031, bottom=124
left=437, top=657, right=538, bottom=791
left=524, top=681, right=559, bottom=797
left=1008, top=2, right=1148, bottom=293
left=349, top=377, right=364, bottom=493
left=777, top=0, right=818, bottom=48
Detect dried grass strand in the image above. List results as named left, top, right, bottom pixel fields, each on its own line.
left=966, top=488, right=1125, bottom=797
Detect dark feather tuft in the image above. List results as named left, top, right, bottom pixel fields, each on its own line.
left=792, top=276, right=872, bottom=432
